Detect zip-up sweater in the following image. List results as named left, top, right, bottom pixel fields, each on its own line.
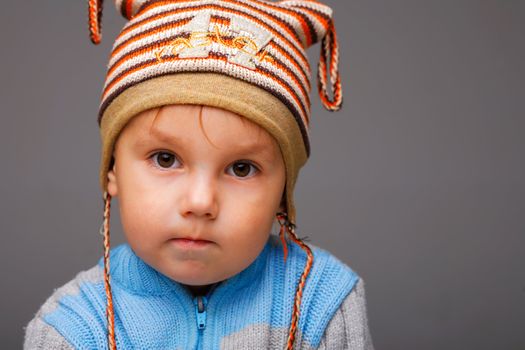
left=24, top=235, right=374, bottom=349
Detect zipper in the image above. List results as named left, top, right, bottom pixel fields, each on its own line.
left=193, top=295, right=208, bottom=350
left=194, top=295, right=208, bottom=330
left=191, top=283, right=220, bottom=349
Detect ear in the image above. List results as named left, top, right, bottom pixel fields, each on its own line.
left=107, top=157, right=118, bottom=197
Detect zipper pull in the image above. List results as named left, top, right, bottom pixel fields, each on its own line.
left=193, top=296, right=208, bottom=330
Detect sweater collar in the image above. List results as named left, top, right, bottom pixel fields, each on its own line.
left=99, top=236, right=272, bottom=297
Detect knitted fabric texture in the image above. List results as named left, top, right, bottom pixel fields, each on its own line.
left=37, top=235, right=360, bottom=349
left=91, top=0, right=343, bottom=223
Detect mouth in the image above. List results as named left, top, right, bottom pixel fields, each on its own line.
left=170, top=237, right=214, bottom=249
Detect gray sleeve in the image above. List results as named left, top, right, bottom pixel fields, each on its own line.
left=317, top=278, right=374, bottom=350
left=24, top=316, right=75, bottom=350
left=23, top=265, right=104, bottom=350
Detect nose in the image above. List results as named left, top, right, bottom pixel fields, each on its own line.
left=179, top=172, right=219, bottom=220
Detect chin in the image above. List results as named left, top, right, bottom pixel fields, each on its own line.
left=171, top=265, right=240, bottom=286
left=161, top=264, right=214, bottom=285
left=170, top=273, right=218, bottom=286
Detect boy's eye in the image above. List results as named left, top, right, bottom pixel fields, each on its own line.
left=228, top=161, right=258, bottom=178
left=150, top=153, right=257, bottom=177
left=151, top=151, right=181, bottom=169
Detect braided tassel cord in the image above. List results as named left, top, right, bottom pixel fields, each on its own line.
left=318, top=19, right=343, bottom=111
left=88, top=0, right=104, bottom=44
left=277, top=213, right=314, bottom=350
left=101, top=191, right=117, bottom=350
left=277, top=213, right=290, bottom=263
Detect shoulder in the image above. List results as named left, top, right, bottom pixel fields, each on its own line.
left=268, top=234, right=358, bottom=281
left=23, top=264, right=106, bottom=350
left=266, top=235, right=362, bottom=347
left=268, top=234, right=360, bottom=295
left=24, top=317, right=75, bottom=350
left=318, top=278, right=375, bottom=350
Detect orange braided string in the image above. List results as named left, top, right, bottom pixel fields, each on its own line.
left=102, top=191, right=117, bottom=350
left=88, top=0, right=104, bottom=44
left=277, top=213, right=289, bottom=263
left=277, top=214, right=314, bottom=350
left=318, top=20, right=343, bottom=111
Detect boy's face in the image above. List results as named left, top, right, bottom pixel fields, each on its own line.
left=107, top=105, right=286, bottom=289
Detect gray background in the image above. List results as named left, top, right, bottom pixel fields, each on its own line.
left=1, top=1, right=524, bottom=349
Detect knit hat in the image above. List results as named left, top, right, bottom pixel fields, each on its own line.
left=89, top=0, right=342, bottom=348
left=91, top=0, right=342, bottom=225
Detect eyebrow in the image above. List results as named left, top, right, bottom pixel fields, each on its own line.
left=144, top=127, right=180, bottom=145
left=136, top=126, right=276, bottom=161
left=133, top=128, right=175, bottom=148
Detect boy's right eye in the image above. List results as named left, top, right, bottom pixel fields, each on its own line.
left=151, top=151, right=181, bottom=170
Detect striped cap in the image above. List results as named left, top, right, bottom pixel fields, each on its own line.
left=89, top=0, right=343, bottom=223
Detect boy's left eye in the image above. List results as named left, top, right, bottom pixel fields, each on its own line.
left=151, top=151, right=181, bottom=169
left=227, top=161, right=259, bottom=178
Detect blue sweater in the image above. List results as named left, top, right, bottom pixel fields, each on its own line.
left=24, top=235, right=372, bottom=349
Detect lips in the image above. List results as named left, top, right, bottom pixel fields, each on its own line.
left=170, top=237, right=214, bottom=249
left=174, top=237, right=212, bottom=243
left=174, top=238, right=212, bottom=243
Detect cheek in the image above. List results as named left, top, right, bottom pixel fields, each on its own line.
left=220, top=186, right=280, bottom=248
left=117, top=159, right=163, bottom=212
left=227, top=182, right=280, bottom=219
left=117, top=181, right=168, bottom=244
left=223, top=174, right=284, bottom=236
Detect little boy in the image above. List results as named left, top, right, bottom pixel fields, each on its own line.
left=24, top=0, right=374, bottom=349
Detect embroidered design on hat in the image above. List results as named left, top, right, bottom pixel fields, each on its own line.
left=153, top=10, right=274, bottom=70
